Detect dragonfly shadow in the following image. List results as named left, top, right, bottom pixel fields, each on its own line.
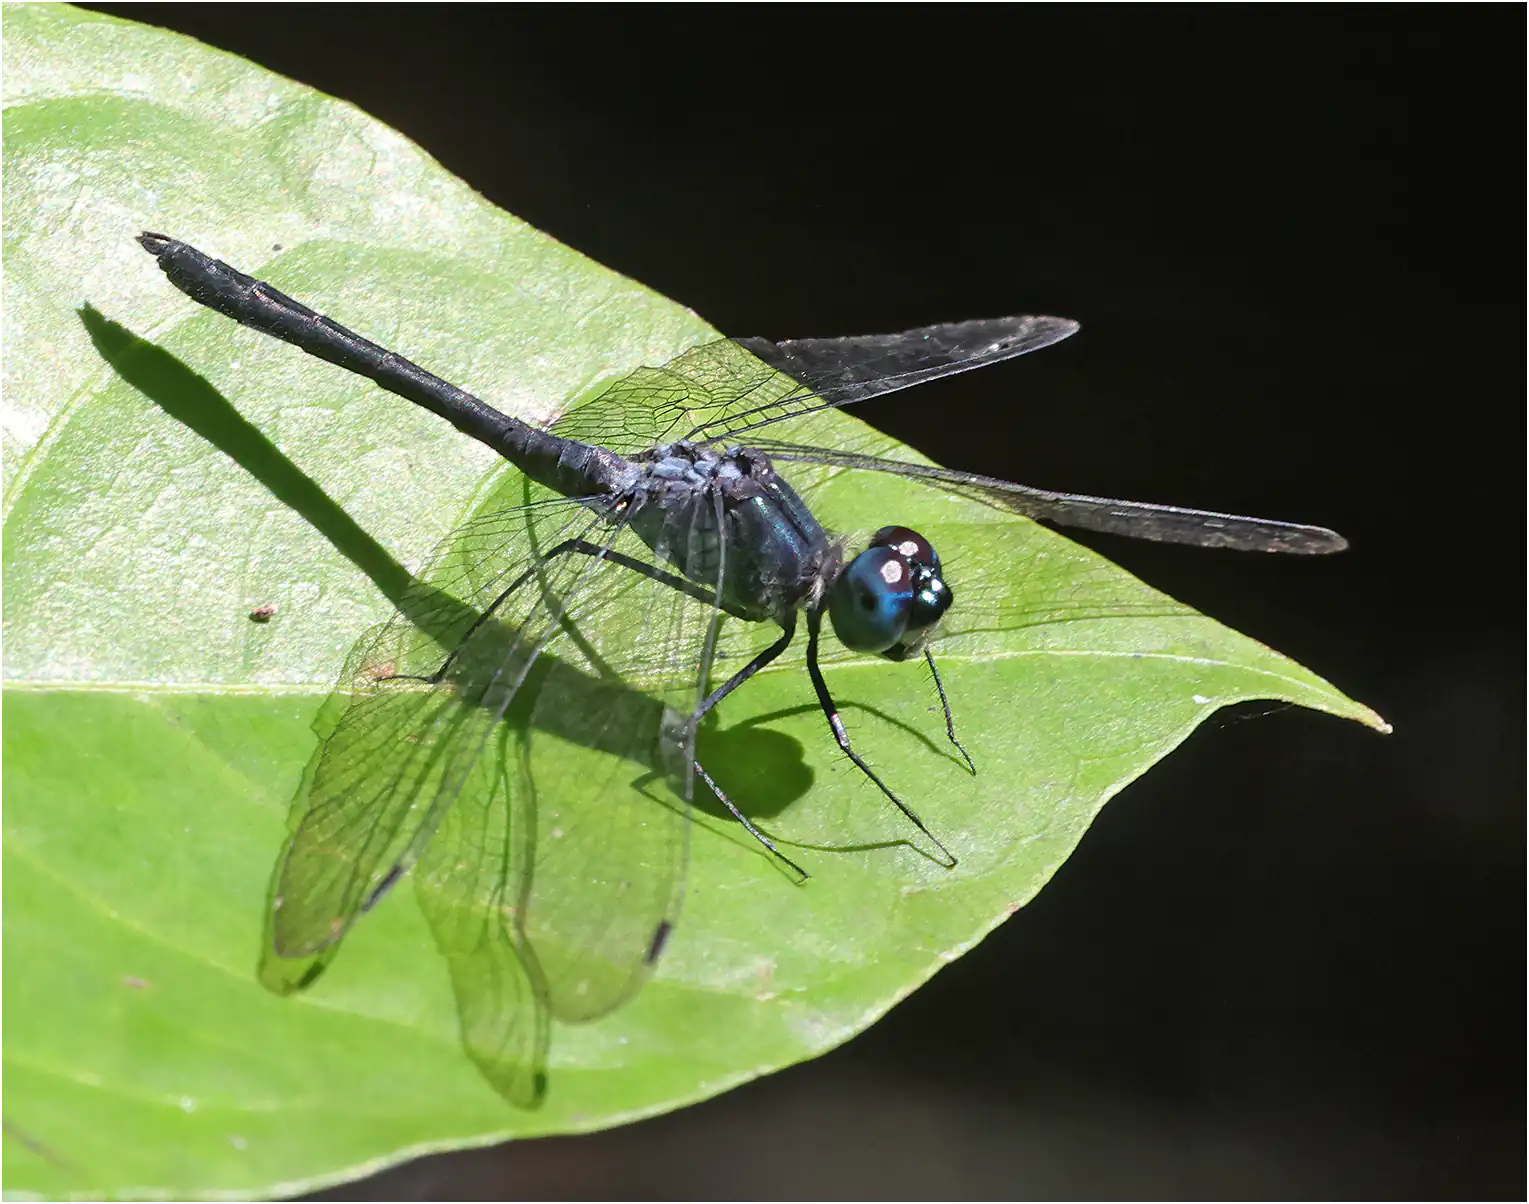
left=693, top=718, right=812, bottom=821
left=78, top=304, right=418, bottom=611
left=87, top=302, right=988, bottom=1104
left=89, top=305, right=966, bottom=849
left=85, top=308, right=741, bottom=753
left=84, top=306, right=822, bottom=991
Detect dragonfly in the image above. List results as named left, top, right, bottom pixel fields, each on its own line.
left=138, top=232, right=1346, bottom=1106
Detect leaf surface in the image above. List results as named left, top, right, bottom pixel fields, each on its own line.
left=2, top=6, right=1385, bottom=1198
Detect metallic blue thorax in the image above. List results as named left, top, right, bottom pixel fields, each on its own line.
left=623, top=442, right=830, bottom=623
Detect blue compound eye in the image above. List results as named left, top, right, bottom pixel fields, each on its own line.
left=828, top=546, right=915, bottom=654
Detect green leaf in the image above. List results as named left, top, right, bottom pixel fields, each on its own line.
left=2, top=5, right=1387, bottom=1199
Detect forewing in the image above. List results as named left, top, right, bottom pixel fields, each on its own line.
left=549, top=316, right=1078, bottom=455
left=718, top=315, right=1079, bottom=440
left=749, top=440, right=1348, bottom=554
left=549, top=339, right=789, bottom=455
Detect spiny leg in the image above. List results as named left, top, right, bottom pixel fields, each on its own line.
left=924, top=648, right=976, bottom=774
left=665, top=495, right=807, bottom=875
left=804, top=609, right=957, bottom=867
left=682, top=616, right=809, bottom=874
left=692, top=759, right=809, bottom=881
left=696, top=614, right=797, bottom=719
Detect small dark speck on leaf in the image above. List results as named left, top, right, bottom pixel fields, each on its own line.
left=249, top=604, right=277, bottom=623
left=647, top=919, right=674, bottom=964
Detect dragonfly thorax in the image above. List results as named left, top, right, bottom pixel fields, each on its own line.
left=626, top=441, right=831, bottom=623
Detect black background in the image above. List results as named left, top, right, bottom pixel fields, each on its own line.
left=86, top=5, right=1523, bottom=1199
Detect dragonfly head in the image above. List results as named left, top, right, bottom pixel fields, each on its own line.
left=828, top=526, right=951, bottom=662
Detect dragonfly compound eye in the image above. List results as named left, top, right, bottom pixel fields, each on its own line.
left=907, top=569, right=952, bottom=631
left=829, top=545, right=917, bottom=654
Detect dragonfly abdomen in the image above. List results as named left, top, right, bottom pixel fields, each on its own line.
left=138, top=233, right=639, bottom=504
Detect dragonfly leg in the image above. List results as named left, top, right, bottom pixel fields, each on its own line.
left=804, top=609, right=958, bottom=868
left=924, top=649, right=976, bottom=774
left=695, top=614, right=797, bottom=719
left=663, top=617, right=808, bottom=876
left=692, top=758, right=810, bottom=881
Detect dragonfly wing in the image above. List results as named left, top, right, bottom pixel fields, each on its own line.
left=413, top=720, right=550, bottom=1108
left=263, top=494, right=618, bottom=964
left=508, top=495, right=734, bottom=1023
left=548, top=341, right=788, bottom=456
left=718, top=315, right=1079, bottom=439
left=548, top=316, right=1078, bottom=455
left=750, top=440, right=1348, bottom=554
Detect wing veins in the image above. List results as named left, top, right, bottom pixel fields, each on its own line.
left=753, top=440, right=1347, bottom=554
